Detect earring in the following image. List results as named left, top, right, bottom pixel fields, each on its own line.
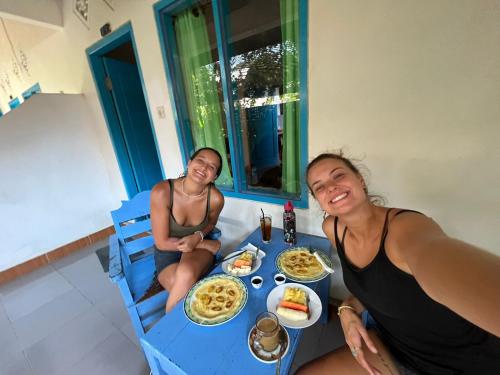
left=323, top=211, right=328, bottom=219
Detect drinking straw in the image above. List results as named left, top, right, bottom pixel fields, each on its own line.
left=260, top=208, right=265, bottom=219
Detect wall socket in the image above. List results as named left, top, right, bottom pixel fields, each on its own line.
left=157, top=106, right=166, bottom=119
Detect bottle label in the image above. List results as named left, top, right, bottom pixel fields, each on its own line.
left=283, top=214, right=296, bottom=244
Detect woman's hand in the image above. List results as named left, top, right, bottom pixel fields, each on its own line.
left=339, top=309, right=380, bottom=375
left=176, top=233, right=202, bottom=253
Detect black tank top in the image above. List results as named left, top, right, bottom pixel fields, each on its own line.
left=335, top=209, right=500, bottom=374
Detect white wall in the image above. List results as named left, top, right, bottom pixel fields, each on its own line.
left=0, top=94, right=118, bottom=271
left=308, top=0, right=500, bottom=254
left=0, top=18, right=80, bottom=114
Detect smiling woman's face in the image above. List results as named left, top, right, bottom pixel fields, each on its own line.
left=187, top=149, right=221, bottom=184
left=307, top=158, right=367, bottom=216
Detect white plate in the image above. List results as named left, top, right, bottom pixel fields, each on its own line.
left=184, top=274, right=248, bottom=326
left=266, top=283, right=322, bottom=329
left=221, top=248, right=265, bottom=277
left=247, top=324, right=290, bottom=364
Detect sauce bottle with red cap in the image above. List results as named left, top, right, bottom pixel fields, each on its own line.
left=283, top=201, right=296, bottom=244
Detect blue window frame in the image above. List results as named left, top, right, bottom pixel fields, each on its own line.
left=155, top=0, right=308, bottom=208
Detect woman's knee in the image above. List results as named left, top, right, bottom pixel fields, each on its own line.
left=157, top=265, right=177, bottom=290
left=175, top=264, right=198, bottom=284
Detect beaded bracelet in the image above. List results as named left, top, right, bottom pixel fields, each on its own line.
left=194, top=230, right=204, bottom=242
left=337, top=305, right=357, bottom=316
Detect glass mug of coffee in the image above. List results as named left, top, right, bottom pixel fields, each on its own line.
left=254, top=312, right=280, bottom=352
left=260, top=214, right=272, bottom=243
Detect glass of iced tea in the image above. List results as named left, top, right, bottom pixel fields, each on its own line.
left=260, top=214, right=272, bottom=243
left=254, top=312, right=280, bottom=352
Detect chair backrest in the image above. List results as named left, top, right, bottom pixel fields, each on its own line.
left=110, top=190, right=155, bottom=262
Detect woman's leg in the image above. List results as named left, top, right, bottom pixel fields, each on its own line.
left=157, top=263, right=178, bottom=291
left=164, top=248, right=214, bottom=312
left=295, top=330, right=400, bottom=375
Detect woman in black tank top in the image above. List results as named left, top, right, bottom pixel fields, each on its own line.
left=297, top=152, right=500, bottom=375
left=151, top=147, right=225, bottom=312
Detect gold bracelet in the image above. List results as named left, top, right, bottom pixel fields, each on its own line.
left=194, top=230, right=204, bottom=242
left=337, top=305, right=357, bottom=316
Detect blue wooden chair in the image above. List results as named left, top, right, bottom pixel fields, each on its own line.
left=108, top=190, right=221, bottom=340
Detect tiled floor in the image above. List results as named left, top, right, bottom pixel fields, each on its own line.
left=0, top=240, right=345, bottom=375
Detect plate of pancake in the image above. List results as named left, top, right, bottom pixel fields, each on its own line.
left=184, top=274, right=248, bottom=326
left=266, top=283, right=322, bottom=329
left=275, top=247, right=332, bottom=283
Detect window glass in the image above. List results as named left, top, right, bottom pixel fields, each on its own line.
left=158, top=0, right=305, bottom=203
left=227, top=0, right=300, bottom=195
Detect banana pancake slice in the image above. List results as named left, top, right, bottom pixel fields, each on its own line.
left=278, top=248, right=324, bottom=280
left=191, top=277, right=244, bottom=322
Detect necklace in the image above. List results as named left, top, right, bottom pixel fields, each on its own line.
left=181, top=178, right=206, bottom=198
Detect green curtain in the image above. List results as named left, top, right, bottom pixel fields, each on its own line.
left=175, top=8, right=233, bottom=187
left=280, top=0, right=300, bottom=194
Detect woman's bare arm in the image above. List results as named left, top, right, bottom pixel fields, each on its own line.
left=389, top=213, right=500, bottom=337
left=150, top=181, right=180, bottom=251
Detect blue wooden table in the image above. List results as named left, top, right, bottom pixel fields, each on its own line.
left=141, top=227, right=332, bottom=375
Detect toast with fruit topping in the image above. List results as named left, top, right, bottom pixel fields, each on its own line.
left=227, top=251, right=254, bottom=275
left=276, top=287, right=309, bottom=321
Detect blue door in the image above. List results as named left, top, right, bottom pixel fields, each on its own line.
left=246, top=104, right=280, bottom=181
left=103, top=57, right=163, bottom=194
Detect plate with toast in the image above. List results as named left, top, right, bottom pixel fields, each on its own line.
left=266, top=283, right=322, bottom=329
left=221, top=245, right=265, bottom=277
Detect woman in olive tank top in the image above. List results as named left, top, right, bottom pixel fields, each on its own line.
left=297, top=152, right=500, bottom=375
left=151, top=148, right=225, bottom=312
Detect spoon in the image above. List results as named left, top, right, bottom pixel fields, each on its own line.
left=275, top=342, right=286, bottom=375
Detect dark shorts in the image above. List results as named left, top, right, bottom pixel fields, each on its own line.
left=154, top=247, right=182, bottom=275
left=153, top=246, right=216, bottom=275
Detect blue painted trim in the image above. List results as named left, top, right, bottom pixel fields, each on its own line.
left=154, top=3, right=193, bottom=170
left=222, top=189, right=307, bottom=209
left=212, top=0, right=241, bottom=190
left=86, top=22, right=165, bottom=197
left=298, top=0, right=309, bottom=209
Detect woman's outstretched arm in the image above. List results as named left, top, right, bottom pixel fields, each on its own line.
left=389, top=213, right=500, bottom=337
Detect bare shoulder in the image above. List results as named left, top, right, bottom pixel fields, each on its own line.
left=387, top=209, right=447, bottom=252
left=151, top=180, right=171, bottom=205
left=322, top=215, right=336, bottom=240
left=210, top=185, right=225, bottom=210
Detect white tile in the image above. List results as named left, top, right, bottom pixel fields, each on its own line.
left=93, top=286, right=130, bottom=330
left=12, top=289, right=92, bottom=349
left=0, top=302, right=25, bottom=366
left=1, top=270, right=73, bottom=321
left=0, top=351, right=33, bottom=375
left=56, top=254, right=116, bottom=303
left=0, top=266, right=55, bottom=297
left=24, top=307, right=116, bottom=375
left=120, top=320, right=141, bottom=348
left=68, top=331, right=148, bottom=375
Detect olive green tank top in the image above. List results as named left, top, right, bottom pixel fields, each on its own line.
left=168, top=179, right=211, bottom=238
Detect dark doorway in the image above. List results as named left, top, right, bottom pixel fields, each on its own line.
left=87, top=23, right=163, bottom=198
